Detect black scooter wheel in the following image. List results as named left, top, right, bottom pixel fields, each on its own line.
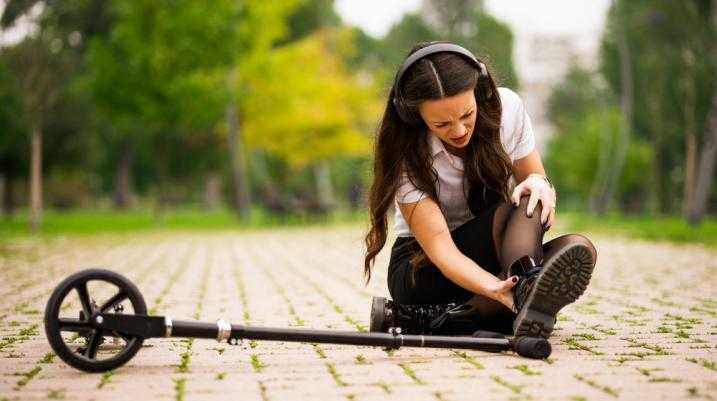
left=369, top=296, right=387, bottom=332
left=44, top=268, right=147, bottom=373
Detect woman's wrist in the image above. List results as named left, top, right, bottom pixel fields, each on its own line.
left=527, top=173, right=553, bottom=189
left=436, top=252, right=503, bottom=299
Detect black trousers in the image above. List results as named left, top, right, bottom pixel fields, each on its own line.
left=387, top=201, right=518, bottom=333
left=387, top=201, right=504, bottom=305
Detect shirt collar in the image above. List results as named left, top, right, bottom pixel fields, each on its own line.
left=427, top=132, right=464, bottom=170
left=428, top=133, right=445, bottom=156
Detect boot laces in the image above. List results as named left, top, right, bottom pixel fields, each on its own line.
left=390, top=301, right=458, bottom=333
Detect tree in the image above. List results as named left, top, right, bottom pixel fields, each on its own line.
left=545, top=63, right=655, bottom=213
left=86, top=0, right=298, bottom=216
left=0, top=56, right=27, bottom=216
left=686, top=3, right=717, bottom=223
left=592, top=0, right=634, bottom=215
left=600, top=0, right=717, bottom=216
left=421, top=0, right=519, bottom=88
left=241, top=28, right=381, bottom=209
left=1, top=0, right=114, bottom=222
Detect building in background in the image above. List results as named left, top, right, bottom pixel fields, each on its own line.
left=515, top=30, right=602, bottom=152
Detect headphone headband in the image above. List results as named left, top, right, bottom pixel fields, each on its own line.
left=392, top=42, right=491, bottom=125
left=393, top=43, right=487, bottom=91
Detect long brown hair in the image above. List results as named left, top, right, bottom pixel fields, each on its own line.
left=363, top=41, right=513, bottom=284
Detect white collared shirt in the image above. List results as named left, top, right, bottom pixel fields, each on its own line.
left=393, top=87, right=535, bottom=237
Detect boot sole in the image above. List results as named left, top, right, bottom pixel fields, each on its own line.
left=370, top=296, right=387, bottom=332
left=513, top=242, right=595, bottom=338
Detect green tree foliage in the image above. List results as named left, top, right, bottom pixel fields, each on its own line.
left=0, top=58, right=28, bottom=213
left=280, top=0, right=341, bottom=44
left=84, top=0, right=298, bottom=208
left=242, top=28, right=381, bottom=168
left=0, top=59, right=27, bottom=169
left=545, top=64, right=655, bottom=212
left=599, top=0, right=717, bottom=213
left=374, top=6, right=518, bottom=90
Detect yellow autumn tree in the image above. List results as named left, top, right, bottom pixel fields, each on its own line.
left=242, top=27, right=382, bottom=168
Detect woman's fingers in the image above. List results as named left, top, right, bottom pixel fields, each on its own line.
left=540, top=198, right=551, bottom=224
left=526, top=190, right=540, bottom=217
left=511, top=184, right=525, bottom=205
left=501, top=275, right=519, bottom=291
left=495, top=275, right=519, bottom=310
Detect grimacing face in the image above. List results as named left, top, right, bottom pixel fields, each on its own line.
left=417, top=88, right=477, bottom=156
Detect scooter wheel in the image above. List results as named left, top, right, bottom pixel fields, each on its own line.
left=44, top=268, right=147, bottom=372
left=369, top=296, right=387, bottom=333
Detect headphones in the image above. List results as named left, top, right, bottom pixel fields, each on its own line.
left=391, top=42, right=493, bottom=125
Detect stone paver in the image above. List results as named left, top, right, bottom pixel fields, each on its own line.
left=0, top=224, right=715, bottom=401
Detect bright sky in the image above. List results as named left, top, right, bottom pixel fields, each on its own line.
left=335, top=0, right=611, bottom=38
left=2, top=1, right=611, bottom=47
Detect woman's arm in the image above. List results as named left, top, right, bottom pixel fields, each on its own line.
left=511, top=148, right=546, bottom=183
left=397, top=198, right=517, bottom=309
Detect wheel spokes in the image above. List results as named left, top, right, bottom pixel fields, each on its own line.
left=58, top=318, right=91, bottom=332
left=116, top=331, right=134, bottom=344
left=75, top=282, right=93, bottom=319
left=100, top=290, right=128, bottom=313
left=85, top=330, right=102, bottom=359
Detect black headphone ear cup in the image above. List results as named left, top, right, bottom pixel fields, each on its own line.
left=393, top=96, right=420, bottom=125
left=475, top=77, right=493, bottom=102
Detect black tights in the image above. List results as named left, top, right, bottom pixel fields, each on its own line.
left=387, top=194, right=598, bottom=328
left=466, top=195, right=597, bottom=318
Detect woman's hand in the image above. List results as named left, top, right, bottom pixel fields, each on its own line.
left=511, top=174, right=556, bottom=230
left=484, top=275, right=520, bottom=312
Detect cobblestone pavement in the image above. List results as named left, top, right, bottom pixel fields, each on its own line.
left=0, top=223, right=715, bottom=401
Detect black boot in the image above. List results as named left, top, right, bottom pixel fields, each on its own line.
left=370, top=297, right=483, bottom=335
left=511, top=242, right=596, bottom=338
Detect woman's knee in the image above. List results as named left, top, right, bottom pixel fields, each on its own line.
left=513, top=194, right=543, bottom=223
left=561, top=233, right=598, bottom=263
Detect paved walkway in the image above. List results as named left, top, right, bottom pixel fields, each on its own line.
left=0, top=224, right=715, bottom=400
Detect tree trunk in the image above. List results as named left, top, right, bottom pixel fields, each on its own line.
left=0, top=173, right=4, bottom=217
left=251, top=149, right=285, bottom=212
left=0, top=173, right=5, bottom=217
left=204, top=173, right=222, bottom=209
left=2, top=174, right=14, bottom=216
left=685, top=6, right=717, bottom=224
left=687, top=87, right=717, bottom=224
left=226, top=90, right=251, bottom=216
left=682, top=131, right=697, bottom=217
left=153, top=134, right=169, bottom=220
left=680, top=44, right=699, bottom=219
left=595, top=3, right=633, bottom=214
left=588, top=103, right=614, bottom=213
left=314, top=160, right=336, bottom=211
left=113, top=145, right=133, bottom=209
left=29, top=125, right=42, bottom=231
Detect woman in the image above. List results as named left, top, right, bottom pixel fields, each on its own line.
left=363, top=41, right=598, bottom=338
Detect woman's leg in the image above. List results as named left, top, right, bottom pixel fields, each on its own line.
left=495, top=195, right=545, bottom=274
left=463, top=195, right=545, bottom=322
left=542, top=234, right=598, bottom=265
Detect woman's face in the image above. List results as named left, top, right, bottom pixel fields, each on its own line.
left=417, top=88, right=477, bottom=155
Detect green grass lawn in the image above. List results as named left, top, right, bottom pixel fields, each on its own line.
left=559, top=211, right=717, bottom=248
left=0, top=206, right=367, bottom=239
left=1, top=207, right=715, bottom=248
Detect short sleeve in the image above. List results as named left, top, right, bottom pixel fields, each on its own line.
left=395, top=170, right=427, bottom=204
left=499, top=87, right=536, bottom=162
left=510, top=91, right=536, bottom=161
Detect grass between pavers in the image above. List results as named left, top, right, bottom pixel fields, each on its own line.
left=573, top=373, right=619, bottom=398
